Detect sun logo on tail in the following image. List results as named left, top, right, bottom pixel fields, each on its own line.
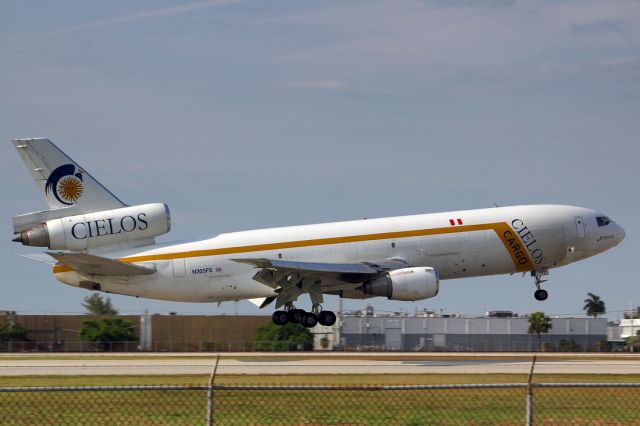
left=58, top=175, right=83, bottom=203
left=45, top=164, right=84, bottom=205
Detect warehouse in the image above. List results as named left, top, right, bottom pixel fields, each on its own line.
left=340, top=315, right=607, bottom=352
left=2, top=311, right=608, bottom=352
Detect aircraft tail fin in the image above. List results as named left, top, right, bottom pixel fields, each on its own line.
left=11, top=138, right=126, bottom=213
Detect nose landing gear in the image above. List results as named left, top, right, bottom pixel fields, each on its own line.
left=532, top=269, right=549, bottom=301
left=534, top=288, right=548, bottom=301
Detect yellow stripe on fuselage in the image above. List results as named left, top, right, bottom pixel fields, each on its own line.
left=52, top=222, right=534, bottom=274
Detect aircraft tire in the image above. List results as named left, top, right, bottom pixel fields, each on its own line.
left=318, top=311, right=337, bottom=326
left=287, top=309, right=305, bottom=324
left=272, top=311, right=289, bottom=325
left=301, top=312, right=318, bottom=328
left=534, top=289, right=548, bottom=301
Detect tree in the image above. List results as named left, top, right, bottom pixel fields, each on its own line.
left=0, top=323, right=27, bottom=342
left=627, top=330, right=640, bottom=353
left=78, top=318, right=137, bottom=351
left=82, top=293, right=118, bottom=315
left=528, top=312, right=552, bottom=351
left=595, top=340, right=608, bottom=352
left=558, top=339, right=579, bottom=352
left=320, top=336, right=330, bottom=350
left=254, top=322, right=313, bottom=351
left=583, top=293, right=606, bottom=318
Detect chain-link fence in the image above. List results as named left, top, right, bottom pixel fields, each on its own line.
left=0, top=340, right=312, bottom=352
left=2, top=382, right=640, bottom=425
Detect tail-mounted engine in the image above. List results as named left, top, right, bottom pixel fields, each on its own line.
left=12, top=203, right=171, bottom=251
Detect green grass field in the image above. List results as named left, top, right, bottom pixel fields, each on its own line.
left=2, top=351, right=640, bottom=425
left=3, top=373, right=640, bottom=387
left=2, top=379, right=640, bottom=425
left=1, top=373, right=640, bottom=424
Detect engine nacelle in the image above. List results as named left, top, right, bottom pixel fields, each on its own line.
left=362, top=267, right=440, bottom=301
left=12, top=203, right=171, bottom=251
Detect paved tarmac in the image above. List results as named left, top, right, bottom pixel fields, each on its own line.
left=1, top=353, right=640, bottom=376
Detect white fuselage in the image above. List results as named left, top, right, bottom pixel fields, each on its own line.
left=54, top=204, right=625, bottom=303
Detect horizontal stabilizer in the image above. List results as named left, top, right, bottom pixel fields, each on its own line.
left=16, top=253, right=57, bottom=265
left=47, top=251, right=156, bottom=276
left=13, top=208, right=84, bottom=233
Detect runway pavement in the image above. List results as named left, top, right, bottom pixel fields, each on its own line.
left=1, top=353, right=640, bottom=376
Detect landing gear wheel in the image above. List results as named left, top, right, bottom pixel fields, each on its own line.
left=318, top=311, right=337, bottom=327
left=301, top=312, right=318, bottom=328
left=534, top=289, right=548, bottom=301
left=272, top=311, right=289, bottom=325
left=287, top=309, right=305, bottom=324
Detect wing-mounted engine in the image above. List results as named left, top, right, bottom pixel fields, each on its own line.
left=235, top=258, right=439, bottom=303
left=362, top=267, right=440, bottom=301
left=12, top=203, right=171, bottom=251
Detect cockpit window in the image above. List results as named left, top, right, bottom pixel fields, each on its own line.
left=597, top=216, right=612, bottom=227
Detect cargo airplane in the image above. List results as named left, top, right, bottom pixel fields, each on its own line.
left=11, top=139, right=625, bottom=327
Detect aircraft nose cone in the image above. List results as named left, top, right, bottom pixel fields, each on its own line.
left=619, top=224, right=626, bottom=242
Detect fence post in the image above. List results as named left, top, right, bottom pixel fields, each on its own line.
left=526, top=355, right=537, bottom=426
left=207, top=354, right=220, bottom=426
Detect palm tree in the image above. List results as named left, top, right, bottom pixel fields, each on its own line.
left=624, top=307, right=640, bottom=319
left=583, top=293, right=606, bottom=318
left=528, top=312, right=552, bottom=351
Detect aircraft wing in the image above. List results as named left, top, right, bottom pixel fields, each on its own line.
left=232, top=257, right=409, bottom=303
left=47, top=251, right=156, bottom=276
left=234, top=258, right=380, bottom=277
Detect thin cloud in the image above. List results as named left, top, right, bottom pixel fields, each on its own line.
left=422, top=0, right=515, bottom=8
left=287, top=80, right=349, bottom=92
left=48, top=0, right=243, bottom=36
left=571, top=19, right=627, bottom=36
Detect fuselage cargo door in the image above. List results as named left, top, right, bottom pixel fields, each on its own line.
left=172, top=258, right=186, bottom=277
left=428, top=253, right=460, bottom=279
left=574, top=217, right=585, bottom=239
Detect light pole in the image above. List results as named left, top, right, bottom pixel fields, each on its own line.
left=631, top=302, right=635, bottom=353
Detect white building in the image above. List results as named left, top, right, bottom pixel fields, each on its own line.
left=312, top=323, right=340, bottom=350
left=339, top=316, right=608, bottom=352
left=618, top=319, right=640, bottom=339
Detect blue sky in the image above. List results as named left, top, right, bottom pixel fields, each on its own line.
left=1, top=0, right=638, bottom=318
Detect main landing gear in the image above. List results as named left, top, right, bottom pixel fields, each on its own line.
left=272, top=303, right=337, bottom=328
left=532, top=269, right=549, bottom=301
